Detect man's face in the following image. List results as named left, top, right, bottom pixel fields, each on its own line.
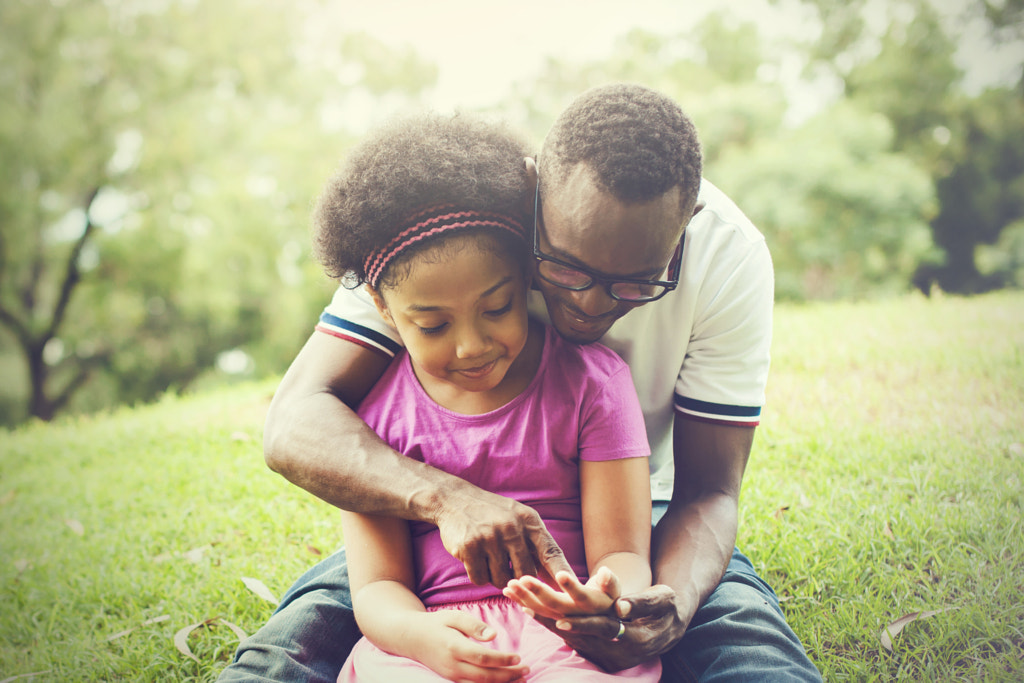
left=535, top=164, right=688, bottom=344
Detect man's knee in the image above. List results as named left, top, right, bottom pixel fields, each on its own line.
left=275, top=548, right=352, bottom=613
left=219, top=552, right=360, bottom=683
left=668, top=556, right=821, bottom=682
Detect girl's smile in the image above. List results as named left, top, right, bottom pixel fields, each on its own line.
left=452, top=357, right=500, bottom=379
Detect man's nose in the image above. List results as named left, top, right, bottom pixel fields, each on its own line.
left=570, top=285, right=617, bottom=317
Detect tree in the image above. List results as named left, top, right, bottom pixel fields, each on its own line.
left=712, top=102, right=937, bottom=300
left=917, top=89, right=1024, bottom=292
left=792, top=0, right=1024, bottom=292
left=0, top=0, right=436, bottom=423
left=842, top=2, right=961, bottom=162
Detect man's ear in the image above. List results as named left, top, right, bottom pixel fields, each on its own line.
left=523, top=157, right=539, bottom=216
left=524, top=156, right=538, bottom=185
left=366, top=285, right=394, bottom=326
left=522, top=265, right=535, bottom=292
left=690, top=200, right=705, bottom=221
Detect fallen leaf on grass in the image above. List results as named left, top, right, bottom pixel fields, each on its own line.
left=883, top=520, right=895, bottom=540
left=0, top=670, right=52, bottom=683
left=64, top=518, right=85, bottom=536
left=307, top=545, right=322, bottom=556
left=13, top=559, right=30, bottom=573
left=182, top=546, right=208, bottom=563
left=241, top=577, right=279, bottom=605
left=106, top=615, right=171, bottom=641
left=880, top=607, right=956, bottom=651
left=773, top=505, right=790, bottom=520
left=174, top=618, right=248, bottom=663
left=153, top=546, right=212, bottom=563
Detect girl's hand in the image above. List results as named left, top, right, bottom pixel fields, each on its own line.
left=503, top=567, right=622, bottom=620
left=404, top=610, right=529, bottom=683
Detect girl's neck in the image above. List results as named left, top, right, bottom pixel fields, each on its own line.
left=415, top=319, right=545, bottom=416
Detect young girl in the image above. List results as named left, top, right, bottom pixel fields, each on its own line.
left=314, top=114, right=660, bottom=682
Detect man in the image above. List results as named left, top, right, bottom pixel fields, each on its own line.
left=221, top=83, right=820, bottom=681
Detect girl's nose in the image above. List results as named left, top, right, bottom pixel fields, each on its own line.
left=455, top=324, right=489, bottom=359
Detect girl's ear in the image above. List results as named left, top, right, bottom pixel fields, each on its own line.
left=366, top=285, right=394, bottom=326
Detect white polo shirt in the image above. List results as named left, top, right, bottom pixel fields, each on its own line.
left=316, top=179, right=774, bottom=501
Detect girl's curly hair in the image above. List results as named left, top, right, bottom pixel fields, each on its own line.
left=313, top=112, right=533, bottom=288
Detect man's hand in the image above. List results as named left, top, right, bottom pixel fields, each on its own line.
left=437, top=487, right=574, bottom=588
left=534, top=584, right=690, bottom=672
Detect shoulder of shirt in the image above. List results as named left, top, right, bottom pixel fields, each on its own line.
left=690, top=178, right=766, bottom=248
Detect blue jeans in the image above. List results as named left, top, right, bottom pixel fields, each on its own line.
left=220, top=503, right=821, bottom=682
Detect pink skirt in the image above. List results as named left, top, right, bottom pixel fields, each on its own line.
left=338, top=596, right=661, bottom=682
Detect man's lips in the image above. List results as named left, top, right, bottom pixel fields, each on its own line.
left=560, top=304, right=615, bottom=327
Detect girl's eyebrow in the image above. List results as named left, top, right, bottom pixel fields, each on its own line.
left=406, top=276, right=514, bottom=312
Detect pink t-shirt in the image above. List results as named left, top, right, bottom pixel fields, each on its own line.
left=356, top=324, right=650, bottom=606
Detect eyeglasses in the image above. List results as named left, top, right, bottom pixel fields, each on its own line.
left=532, top=182, right=683, bottom=303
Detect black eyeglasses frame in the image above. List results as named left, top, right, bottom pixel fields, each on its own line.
left=532, top=182, right=683, bottom=303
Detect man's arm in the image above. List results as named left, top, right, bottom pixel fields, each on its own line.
left=538, top=415, right=752, bottom=670
left=263, top=330, right=573, bottom=587
left=264, top=331, right=429, bottom=516
left=646, top=416, right=753, bottom=637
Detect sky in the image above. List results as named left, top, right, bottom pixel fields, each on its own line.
left=327, top=0, right=812, bottom=110
left=321, top=0, right=1023, bottom=116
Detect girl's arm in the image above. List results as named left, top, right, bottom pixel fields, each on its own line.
left=580, top=455, right=653, bottom=596
left=502, top=455, right=652, bottom=617
left=342, top=511, right=529, bottom=681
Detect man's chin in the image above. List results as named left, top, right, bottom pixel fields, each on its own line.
left=551, top=316, right=613, bottom=345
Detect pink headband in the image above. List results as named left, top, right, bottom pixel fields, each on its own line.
left=363, top=205, right=527, bottom=287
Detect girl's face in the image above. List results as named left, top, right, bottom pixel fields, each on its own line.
left=371, top=238, right=531, bottom=407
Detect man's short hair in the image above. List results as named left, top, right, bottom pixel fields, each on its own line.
left=539, top=83, right=702, bottom=213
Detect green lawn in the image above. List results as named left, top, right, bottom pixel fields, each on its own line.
left=2, top=291, right=1022, bottom=681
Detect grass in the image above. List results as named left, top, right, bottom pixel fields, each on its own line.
left=745, top=291, right=1024, bottom=681
left=1, top=291, right=1022, bottom=681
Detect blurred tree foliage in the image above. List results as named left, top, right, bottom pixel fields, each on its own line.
left=0, top=0, right=435, bottom=423
left=921, top=88, right=1024, bottom=291
left=510, top=3, right=1022, bottom=298
left=506, top=14, right=938, bottom=299
left=1, top=1, right=1020, bottom=424
left=795, top=0, right=1024, bottom=292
